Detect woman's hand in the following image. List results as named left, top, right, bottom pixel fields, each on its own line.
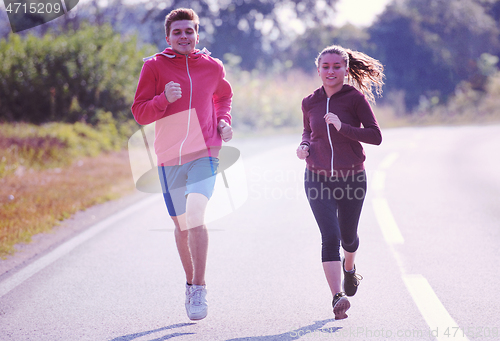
left=324, top=112, right=342, bottom=131
left=296, top=144, right=309, bottom=160
left=218, top=119, right=233, bottom=142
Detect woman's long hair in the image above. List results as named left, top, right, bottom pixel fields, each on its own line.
left=315, top=45, right=385, bottom=104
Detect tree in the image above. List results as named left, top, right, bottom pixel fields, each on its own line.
left=143, top=0, right=340, bottom=70
left=368, top=0, right=500, bottom=110
left=287, top=23, right=370, bottom=72
left=1, top=0, right=342, bottom=70
left=0, top=23, right=155, bottom=124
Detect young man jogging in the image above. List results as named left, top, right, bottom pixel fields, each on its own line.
left=131, top=8, right=233, bottom=321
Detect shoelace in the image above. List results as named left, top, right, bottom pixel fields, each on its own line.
left=190, top=287, right=205, bottom=306
left=334, top=292, right=345, bottom=300
left=350, top=273, right=363, bottom=286
left=333, top=292, right=347, bottom=306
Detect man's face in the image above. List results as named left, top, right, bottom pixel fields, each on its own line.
left=166, top=20, right=199, bottom=55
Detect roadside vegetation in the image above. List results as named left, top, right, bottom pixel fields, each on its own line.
left=0, top=117, right=138, bottom=257
left=0, top=22, right=153, bottom=257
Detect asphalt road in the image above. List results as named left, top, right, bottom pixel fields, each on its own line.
left=1, top=125, right=499, bottom=341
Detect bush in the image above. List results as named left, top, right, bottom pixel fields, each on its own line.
left=0, top=22, right=156, bottom=124
left=413, top=71, right=500, bottom=124
left=228, top=68, right=319, bottom=131
left=0, top=117, right=138, bottom=179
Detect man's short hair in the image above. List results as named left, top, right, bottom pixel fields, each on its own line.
left=165, top=8, right=200, bottom=37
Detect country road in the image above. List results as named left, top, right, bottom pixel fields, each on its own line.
left=1, top=124, right=499, bottom=341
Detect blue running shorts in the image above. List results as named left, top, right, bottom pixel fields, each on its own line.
left=158, top=157, right=219, bottom=217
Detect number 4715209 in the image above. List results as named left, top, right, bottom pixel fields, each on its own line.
left=5, top=2, right=62, bottom=14
left=444, top=326, right=498, bottom=338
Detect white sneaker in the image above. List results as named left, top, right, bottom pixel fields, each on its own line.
left=186, top=284, right=208, bottom=320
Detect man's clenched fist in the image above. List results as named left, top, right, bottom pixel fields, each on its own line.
left=164, top=81, right=182, bottom=103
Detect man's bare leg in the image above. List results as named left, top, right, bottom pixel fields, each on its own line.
left=186, top=193, right=209, bottom=286
left=171, top=214, right=193, bottom=284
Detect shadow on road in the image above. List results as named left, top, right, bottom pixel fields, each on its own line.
left=109, top=323, right=196, bottom=341
left=225, top=319, right=340, bottom=340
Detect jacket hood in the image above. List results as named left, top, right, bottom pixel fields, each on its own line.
left=143, top=47, right=211, bottom=62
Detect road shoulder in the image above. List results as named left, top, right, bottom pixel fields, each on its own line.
left=0, top=190, right=151, bottom=282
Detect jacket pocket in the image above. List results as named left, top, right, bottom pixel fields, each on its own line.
left=333, top=142, right=366, bottom=168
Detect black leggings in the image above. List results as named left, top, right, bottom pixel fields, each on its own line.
left=304, top=169, right=367, bottom=262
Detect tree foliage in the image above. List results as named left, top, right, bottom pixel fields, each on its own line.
left=368, top=0, right=500, bottom=109
left=131, top=0, right=340, bottom=70
left=0, top=23, right=155, bottom=124
left=287, top=23, right=371, bottom=71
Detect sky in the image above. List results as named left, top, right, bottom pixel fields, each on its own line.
left=334, top=0, right=392, bottom=27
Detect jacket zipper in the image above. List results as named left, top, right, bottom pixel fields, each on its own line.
left=178, top=55, right=193, bottom=165
left=326, top=97, right=334, bottom=177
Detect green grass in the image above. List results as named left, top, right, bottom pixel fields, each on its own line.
left=0, top=151, right=135, bottom=258
left=0, top=117, right=138, bottom=258
left=0, top=113, right=138, bottom=179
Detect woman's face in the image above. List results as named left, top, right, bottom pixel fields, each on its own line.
left=318, top=53, right=348, bottom=92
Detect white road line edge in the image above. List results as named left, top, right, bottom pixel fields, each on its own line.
left=374, top=152, right=469, bottom=341
left=371, top=152, right=404, bottom=245
left=0, top=194, right=161, bottom=298
left=379, top=151, right=399, bottom=169
left=372, top=197, right=405, bottom=244
left=403, top=274, right=470, bottom=341
left=371, top=170, right=386, bottom=192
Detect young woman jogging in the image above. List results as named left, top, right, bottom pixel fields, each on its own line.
left=296, top=45, right=384, bottom=320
